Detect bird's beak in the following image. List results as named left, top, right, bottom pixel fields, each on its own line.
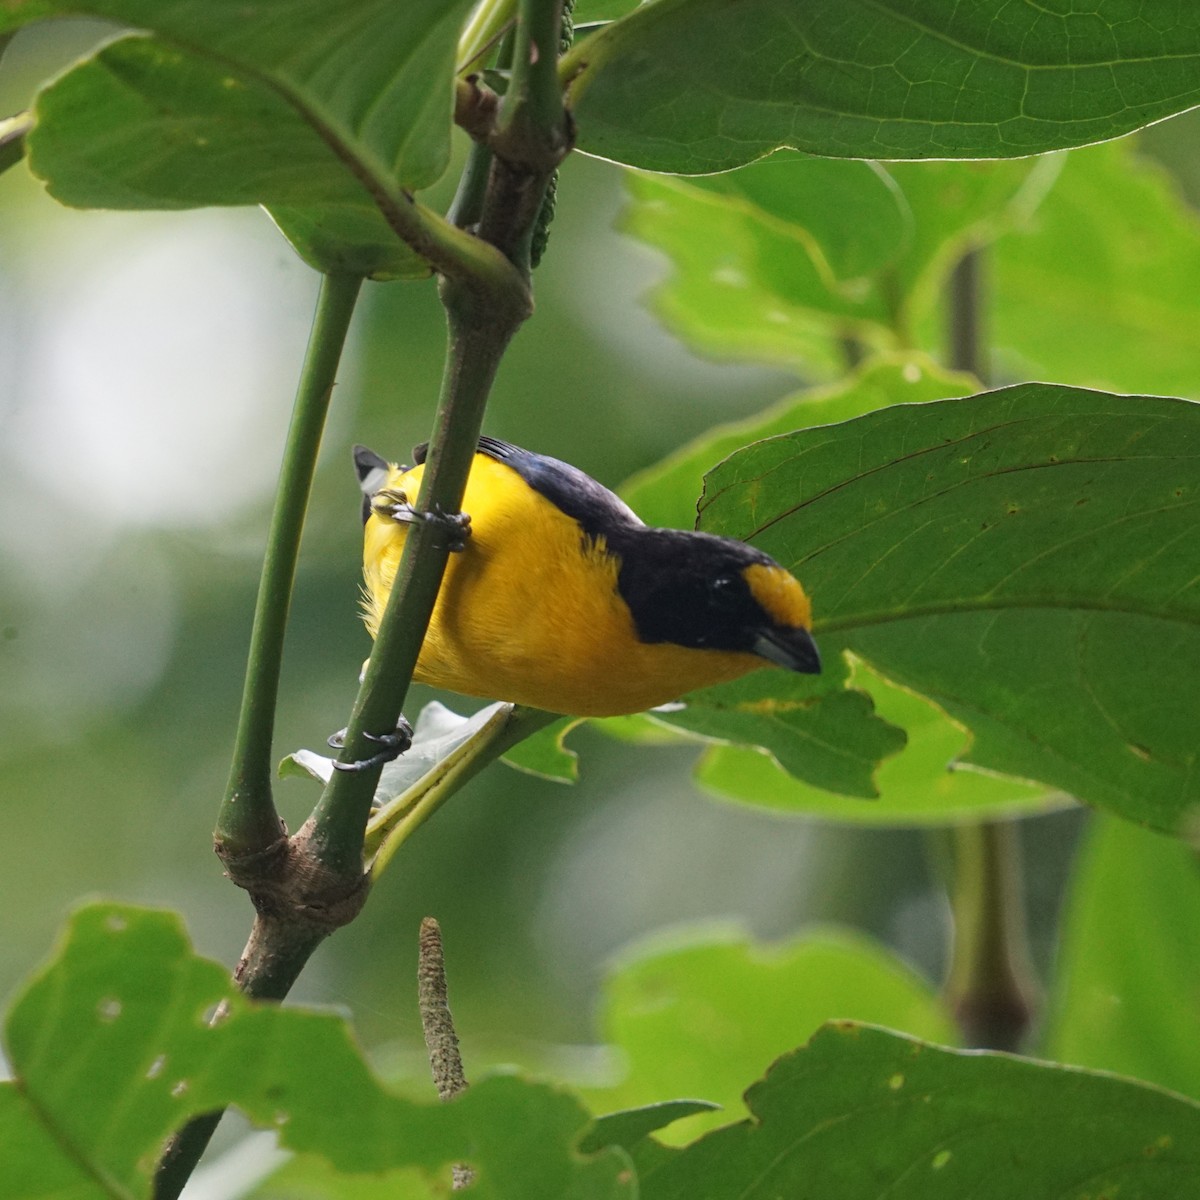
left=753, top=626, right=821, bottom=674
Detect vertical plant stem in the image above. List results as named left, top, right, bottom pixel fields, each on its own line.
left=308, top=290, right=524, bottom=876
left=157, top=275, right=363, bottom=1200
left=948, top=248, right=987, bottom=386
left=506, top=0, right=567, bottom=134
left=308, top=0, right=567, bottom=874
left=218, top=272, right=363, bottom=857
left=941, top=245, right=1037, bottom=1050
left=944, top=822, right=1038, bottom=1051
left=478, top=0, right=570, bottom=270
left=154, top=914, right=330, bottom=1200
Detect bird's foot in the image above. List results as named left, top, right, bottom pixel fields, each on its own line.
left=372, top=490, right=472, bottom=551
left=328, top=717, right=415, bottom=773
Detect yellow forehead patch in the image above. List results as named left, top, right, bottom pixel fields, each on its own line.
left=743, top=561, right=812, bottom=630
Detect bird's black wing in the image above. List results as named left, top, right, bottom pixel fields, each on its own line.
left=414, top=436, right=643, bottom=539
left=476, top=436, right=644, bottom=538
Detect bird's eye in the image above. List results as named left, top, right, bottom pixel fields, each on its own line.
left=707, top=574, right=743, bottom=609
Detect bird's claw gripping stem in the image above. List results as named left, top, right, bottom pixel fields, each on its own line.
left=372, top=489, right=472, bottom=551
left=328, top=717, right=415, bottom=773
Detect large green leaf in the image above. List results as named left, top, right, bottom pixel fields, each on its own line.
left=585, top=931, right=954, bottom=1143
left=698, top=385, right=1200, bottom=832
left=251, top=1100, right=712, bottom=1200
left=993, top=138, right=1200, bottom=400
left=689, top=153, right=911, bottom=287
left=695, top=659, right=1058, bottom=826
left=0, top=903, right=631, bottom=1199
left=566, top=0, right=1200, bottom=173
left=10, top=0, right=476, bottom=277
left=1046, top=815, right=1200, bottom=1101
left=622, top=157, right=1046, bottom=370
left=651, top=663, right=906, bottom=800
left=636, top=1023, right=1200, bottom=1198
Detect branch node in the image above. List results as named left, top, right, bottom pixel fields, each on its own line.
left=455, top=74, right=501, bottom=142
left=217, top=822, right=370, bottom=936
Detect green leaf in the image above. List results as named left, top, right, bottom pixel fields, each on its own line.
left=252, top=1157, right=440, bottom=1200
left=566, top=0, right=1200, bottom=173
left=993, top=138, right=1200, bottom=400
left=653, top=664, right=906, bottom=800
left=585, top=931, right=954, bottom=1143
left=580, top=1101, right=721, bottom=1155
left=1046, top=815, right=1200, bottom=1102
left=640, top=1023, right=1200, bottom=1198
left=0, top=903, right=631, bottom=1199
left=881, top=156, right=1057, bottom=332
left=697, top=658, right=1059, bottom=826
left=622, top=355, right=978, bottom=530
left=267, top=204, right=429, bottom=282
left=501, top=715, right=581, bottom=781
left=12, top=0, right=476, bottom=277
left=573, top=0, right=641, bottom=21
left=284, top=700, right=509, bottom=795
left=622, top=158, right=1046, bottom=369
left=689, top=153, right=911, bottom=287
left=700, top=385, right=1200, bottom=832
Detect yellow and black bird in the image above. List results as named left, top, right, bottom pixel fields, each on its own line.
left=354, top=437, right=819, bottom=718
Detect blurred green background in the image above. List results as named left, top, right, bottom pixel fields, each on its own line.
left=1, top=17, right=1196, bottom=1110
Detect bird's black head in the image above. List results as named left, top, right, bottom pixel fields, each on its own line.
left=614, top=529, right=820, bottom=673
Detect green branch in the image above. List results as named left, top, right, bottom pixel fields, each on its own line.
left=309, top=287, right=526, bottom=875
left=506, top=0, right=568, bottom=137
left=217, top=272, right=362, bottom=859
left=309, top=0, right=570, bottom=874
left=478, top=0, right=572, bottom=270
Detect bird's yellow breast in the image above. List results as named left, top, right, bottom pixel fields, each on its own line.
left=361, top=455, right=768, bottom=716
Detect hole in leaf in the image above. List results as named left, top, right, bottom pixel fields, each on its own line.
left=97, top=997, right=122, bottom=1022
left=146, top=1054, right=167, bottom=1080
left=171, top=1080, right=190, bottom=1099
